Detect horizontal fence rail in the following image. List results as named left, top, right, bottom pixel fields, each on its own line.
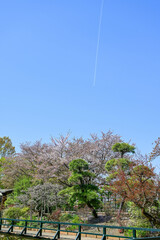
left=0, top=218, right=160, bottom=240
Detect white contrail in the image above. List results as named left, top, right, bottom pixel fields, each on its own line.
left=93, top=0, right=104, bottom=87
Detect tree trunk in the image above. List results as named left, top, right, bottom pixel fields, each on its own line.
left=92, top=208, right=98, bottom=218
left=117, top=197, right=125, bottom=219
left=141, top=208, right=160, bottom=227
left=87, top=202, right=98, bottom=218
left=30, top=208, right=32, bottom=220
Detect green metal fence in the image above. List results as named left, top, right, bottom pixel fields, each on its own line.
left=0, top=218, right=160, bottom=240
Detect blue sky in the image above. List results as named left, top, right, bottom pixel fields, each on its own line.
left=0, top=0, right=160, bottom=164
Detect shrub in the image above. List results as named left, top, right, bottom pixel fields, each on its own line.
left=60, top=213, right=84, bottom=230
left=48, top=209, right=62, bottom=222
left=3, top=207, right=29, bottom=220
left=124, top=202, right=152, bottom=238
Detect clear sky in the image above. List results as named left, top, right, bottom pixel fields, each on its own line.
left=0, top=0, right=160, bottom=164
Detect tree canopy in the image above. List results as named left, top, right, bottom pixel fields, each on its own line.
left=1, top=132, right=160, bottom=233
left=0, top=136, right=15, bottom=158
left=59, top=159, right=101, bottom=218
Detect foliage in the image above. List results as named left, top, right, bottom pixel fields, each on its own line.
left=112, top=143, right=135, bottom=158
left=69, top=159, right=88, bottom=172
left=125, top=202, right=153, bottom=238
left=59, top=159, right=101, bottom=218
left=48, top=209, right=62, bottom=222
left=150, top=137, right=160, bottom=160
left=18, top=183, right=65, bottom=219
left=1, top=133, right=160, bottom=233
left=0, top=136, right=15, bottom=158
left=105, top=158, right=131, bottom=181
left=106, top=143, right=160, bottom=227
left=105, top=143, right=135, bottom=224
left=5, top=176, right=32, bottom=207
left=1, top=131, right=121, bottom=188
left=14, top=175, right=32, bottom=196
left=0, top=137, right=15, bottom=187
left=60, top=213, right=84, bottom=230
left=3, top=207, right=29, bottom=220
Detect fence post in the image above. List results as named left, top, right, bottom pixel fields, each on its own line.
left=103, top=227, right=106, bottom=240
left=79, top=225, right=81, bottom=240
left=40, top=222, right=43, bottom=236
left=25, top=220, right=27, bottom=234
left=11, top=220, right=14, bottom=232
left=58, top=223, right=60, bottom=238
left=0, top=219, right=2, bottom=231
left=133, top=229, right=136, bottom=239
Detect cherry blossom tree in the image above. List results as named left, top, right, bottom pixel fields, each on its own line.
left=150, top=138, right=160, bottom=160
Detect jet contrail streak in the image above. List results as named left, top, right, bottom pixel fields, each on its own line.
left=93, top=0, right=104, bottom=87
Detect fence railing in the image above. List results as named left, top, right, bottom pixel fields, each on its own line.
left=0, top=218, right=160, bottom=240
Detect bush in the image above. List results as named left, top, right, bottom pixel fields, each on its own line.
left=3, top=207, right=29, bottom=220
left=124, top=202, right=152, bottom=238
left=48, top=209, right=61, bottom=222
left=60, top=213, right=73, bottom=222
left=60, top=213, right=84, bottom=230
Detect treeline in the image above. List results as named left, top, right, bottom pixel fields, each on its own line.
left=0, top=132, right=160, bottom=235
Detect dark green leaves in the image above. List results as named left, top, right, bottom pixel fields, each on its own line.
left=112, top=143, right=135, bottom=157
